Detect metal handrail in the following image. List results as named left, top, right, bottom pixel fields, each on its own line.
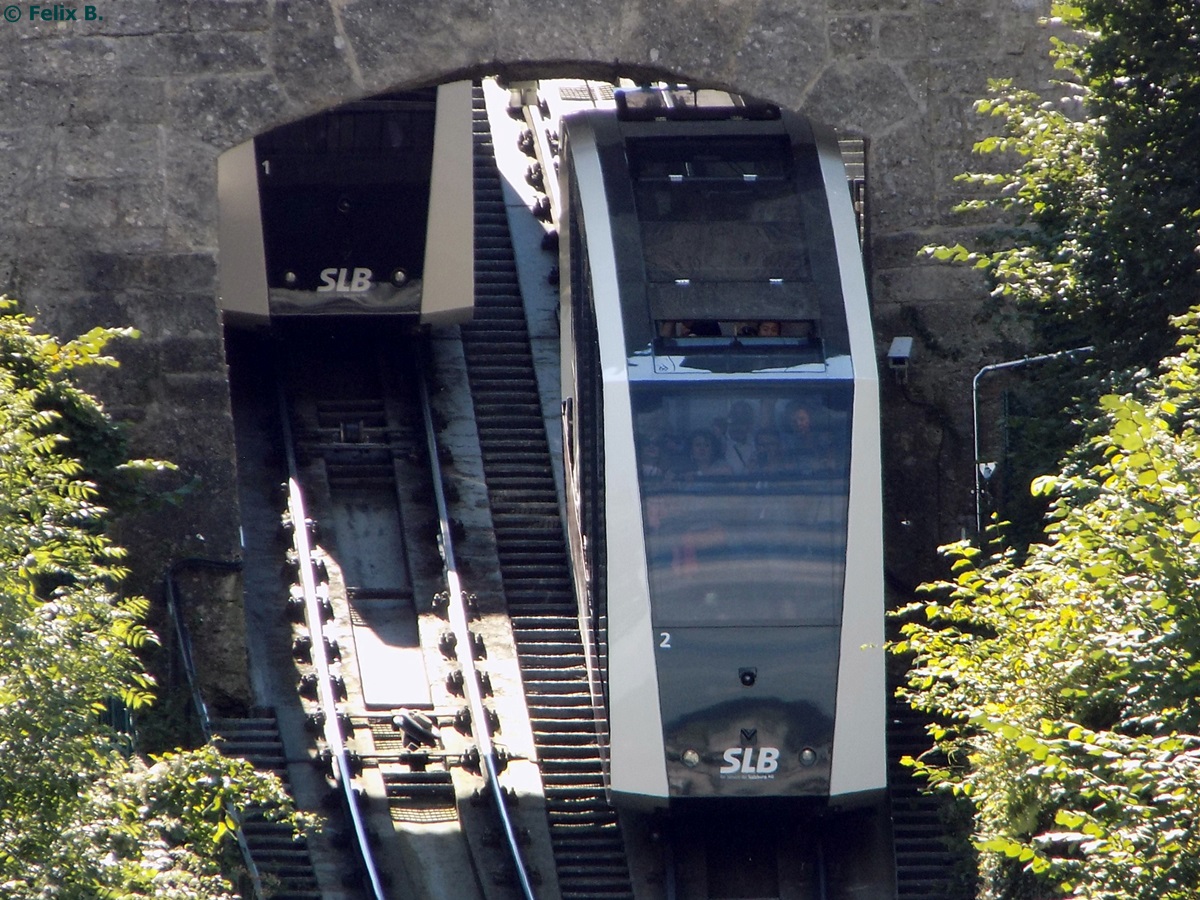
left=417, top=361, right=537, bottom=900
left=163, top=558, right=266, bottom=900
left=972, top=345, right=1093, bottom=532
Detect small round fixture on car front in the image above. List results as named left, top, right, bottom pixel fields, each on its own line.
left=799, top=747, right=818, bottom=767
left=681, top=749, right=701, bottom=768
left=390, top=268, right=408, bottom=287
left=283, top=271, right=298, bottom=286
left=739, top=667, right=757, bottom=687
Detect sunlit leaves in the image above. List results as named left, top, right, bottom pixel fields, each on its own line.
left=894, top=310, right=1200, bottom=899
left=908, top=8, right=1200, bottom=891
left=923, top=61, right=1103, bottom=324
left=0, top=300, right=310, bottom=898
left=927, top=2, right=1200, bottom=374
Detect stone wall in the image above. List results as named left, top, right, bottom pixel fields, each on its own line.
left=0, top=0, right=1058, bottom=700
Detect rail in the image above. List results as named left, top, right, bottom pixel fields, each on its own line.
left=417, top=358, right=538, bottom=900
left=277, top=387, right=389, bottom=900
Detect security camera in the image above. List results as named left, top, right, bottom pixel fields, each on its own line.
left=887, top=336, right=914, bottom=383
left=887, top=336, right=914, bottom=369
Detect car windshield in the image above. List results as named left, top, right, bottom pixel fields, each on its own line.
left=632, top=380, right=852, bottom=627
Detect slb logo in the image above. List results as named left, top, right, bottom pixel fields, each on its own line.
left=317, top=268, right=373, bottom=293
left=720, top=747, right=780, bottom=775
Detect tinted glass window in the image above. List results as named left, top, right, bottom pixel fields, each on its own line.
left=632, top=381, right=852, bottom=627
left=630, top=136, right=810, bottom=283
left=625, top=135, right=850, bottom=358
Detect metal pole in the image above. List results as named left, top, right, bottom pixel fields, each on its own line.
left=972, top=346, right=1092, bottom=533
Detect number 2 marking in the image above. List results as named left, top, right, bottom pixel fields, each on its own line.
left=659, top=632, right=672, bottom=649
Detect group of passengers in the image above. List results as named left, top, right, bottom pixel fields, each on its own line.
left=658, top=319, right=816, bottom=340
left=638, top=399, right=835, bottom=484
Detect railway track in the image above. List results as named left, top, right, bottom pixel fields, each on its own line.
left=227, top=256, right=636, bottom=898
left=224, top=317, right=554, bottom=899
left=221, top=81, right=635, bottom=899
left=465, top=84, right=637, bottom=900
left=283, top=319, right=565, bottom=898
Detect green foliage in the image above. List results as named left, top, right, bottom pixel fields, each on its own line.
left=930, top=78, right=1101, bottom=340
left=0, top=300, right=312, bottom=898
left=1, top=746, right=317, bottom=900
left=1078, top=0, right=1200, bottom=365
left=904, top=4, right=1200, bottom=894
left=928, top=2, right=1200, bottom=547
left=924, top=10, right=1099, bottom=352
left=0, top=299, right=185, bottom=516
left=894, top=310, right=1200, bottom=899
left=927, top=2, right=1200, bottom=368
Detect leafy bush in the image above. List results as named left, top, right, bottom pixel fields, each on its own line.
left=0, top=301, right=313, bottom=898
left=894, top=311, right=1200, bottom=899
left=929, top=1, right=1200, bottom=370
left=928, top=1, right=1200, bottom=547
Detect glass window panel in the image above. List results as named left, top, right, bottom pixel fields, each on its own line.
left=630, top=137, right=811, bottom=285
left=632, top=381, right=852, bottom=627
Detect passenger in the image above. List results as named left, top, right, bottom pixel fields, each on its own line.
left=644, top=491, right=677, bottom=533
left=680, top=429, right=732, bottom=479
left=781, top=400, right=813, bottom=449
left=671, top=522, right=726, bottom=577
left=780, top=400, right=836, bottom=475
left=750, top=428, right=788, bottom=476
left=644, top=491, right=725, bottom=580
left=787, top=321, right=816, bottom=340
left=679, top=319, right=722, bottom=337
left=638, top=436, right=667, bottom=480
left=757, top=320, right=782, bottom=337
left=735, top=320, right=781, bottom=337
left=783, top=319, right=817, bottom=342
left=716, top=401, right=756, bottom=473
